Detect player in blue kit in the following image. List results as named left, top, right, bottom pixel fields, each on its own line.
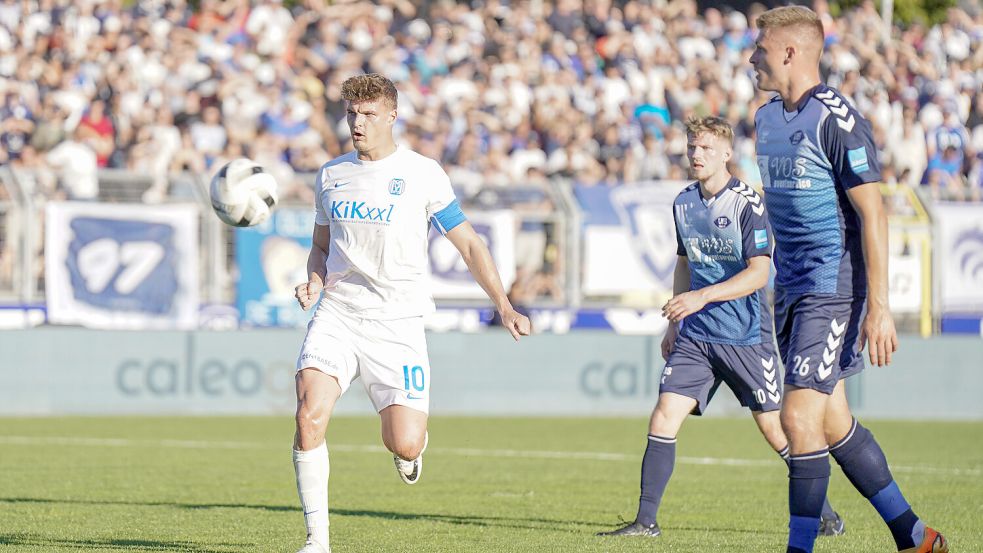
left=749, top=7, right=947, bottom=553
left=598, top=116, right=842, bottom=538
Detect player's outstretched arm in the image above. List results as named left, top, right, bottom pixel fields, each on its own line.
left=294, top=224, right=330, bottom=311
left=444, top=222, right=531, bottom=341
left=662, top=256, right=770, bottom=323
left=847, top=182, right=898, bottom=367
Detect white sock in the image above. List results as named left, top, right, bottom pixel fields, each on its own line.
left=294, top=442, right=329, bottom=548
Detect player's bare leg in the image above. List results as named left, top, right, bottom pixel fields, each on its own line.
left=822, top=380, right=854, bottom=445
left=598, top=392, right=695, bottom=538
left=754, top=409, right=844, bottom=536
left=752, top=409, right=787, bottom=450
left=381, top=404, right=428, bottom=484
left=647, top=392, right=694, bottom=437
left=294, top=369, right=343, bottom=553
left=781, top=387, right=830, bottom=454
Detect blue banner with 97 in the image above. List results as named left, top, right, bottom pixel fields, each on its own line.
left=45, top=202, right=199, bottom=329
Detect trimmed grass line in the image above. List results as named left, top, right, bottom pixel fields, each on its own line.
left=1, top=435, right=979, bottom=476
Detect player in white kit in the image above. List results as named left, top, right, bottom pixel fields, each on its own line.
left=290, top=74, right=532, bottom=553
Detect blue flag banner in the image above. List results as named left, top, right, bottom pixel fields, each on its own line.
left=45, top=202, right=199, bottom=329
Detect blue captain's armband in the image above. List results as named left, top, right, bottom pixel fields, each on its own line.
left=431, top=199, right=466, bottom=235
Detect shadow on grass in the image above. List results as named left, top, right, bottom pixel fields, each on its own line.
left=0, top=496, right=293, bottom=512
left=332, top=508, right=597, bottom=531
left=3, top=497, right=781, bottom=535
left=0, top=534, right=249, bottom=552
left=1, top=496, right=596, bottom=532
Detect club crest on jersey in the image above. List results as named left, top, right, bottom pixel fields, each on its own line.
left=389, top=178, right=405, bottom=196
left=790, top=130, right=805, bottom=145
left=714, top=216, right=731, bottom=229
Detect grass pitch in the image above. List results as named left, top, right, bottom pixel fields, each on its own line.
left=0, top=416, right=980, bottom=552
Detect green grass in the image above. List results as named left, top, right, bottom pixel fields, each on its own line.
left=0, top=416, right=980, bottom=552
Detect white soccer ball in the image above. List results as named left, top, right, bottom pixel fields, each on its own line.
left=209, top=158, right=279, bottom=227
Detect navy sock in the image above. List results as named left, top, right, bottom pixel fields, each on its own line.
left=830, top=420, right=923, bottom=549
left=787, top=449, right=830, bottom=553
left=779, top=445, right=836, bottom=520
left=636, top=434, right=675, bottom=526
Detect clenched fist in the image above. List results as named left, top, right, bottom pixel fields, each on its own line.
left=499, top=308, right=532, bottom=341
left=294, top=272, right=324, bottom=311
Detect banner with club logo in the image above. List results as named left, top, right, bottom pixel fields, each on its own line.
left=934, top=202, right=983, bottom=312
left=578, top=181, right=687, bottom=299
left=45, top=202, right=199, bottom=329
left=236, top=208, right=316, bottom=327
left=427, top=210, right=516, bottom=299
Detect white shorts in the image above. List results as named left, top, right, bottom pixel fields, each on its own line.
left=297, top=299, right=431, bottom=414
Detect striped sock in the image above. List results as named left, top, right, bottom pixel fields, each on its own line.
left=778, top=445, right=836, bottom=520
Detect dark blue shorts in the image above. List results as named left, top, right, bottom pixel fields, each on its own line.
left=774, top=290, right=866, bottom=395
left=660, top=334, right=781, bottom=415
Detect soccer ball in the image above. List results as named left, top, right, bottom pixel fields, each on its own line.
left=209, top=158, right=279, bottom=227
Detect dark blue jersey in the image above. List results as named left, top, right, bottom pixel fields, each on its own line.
left=673, top=178, right=774, bottom=346
left=754, top=85, right=882, bottom=297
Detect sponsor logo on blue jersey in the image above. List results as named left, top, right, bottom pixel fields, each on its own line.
left=714, top=216, right=731, bottom=229
left=330, top=200, right=395, bottom=223
left=755, top=229, right=768, bottom=249
left=790, top=130, right=805, bottom=145
left=848, top=147, right=869, bottom=173
left=687, top=236, right=739, bottom=263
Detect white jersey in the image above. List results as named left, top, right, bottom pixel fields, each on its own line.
left=313, top=145, right=464, bottom=320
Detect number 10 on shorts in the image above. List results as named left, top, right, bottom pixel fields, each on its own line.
left=402, top=365, right=425, bottom=392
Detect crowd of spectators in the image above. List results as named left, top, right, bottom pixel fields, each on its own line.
left=0, top=0, right=980, bottom=203
left=0, top=0, right=981, bottom=298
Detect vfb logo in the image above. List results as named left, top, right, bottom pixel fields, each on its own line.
left=714, top=216, right=731, bottom=229
left=611, top=187, right=678, bottom=287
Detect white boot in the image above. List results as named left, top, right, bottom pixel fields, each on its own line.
left=394, top=432, right=428, bottom=485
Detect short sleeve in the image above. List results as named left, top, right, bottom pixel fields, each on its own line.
left=739, top=198, right=772, bottom=260
left=675, top=217, right=686, bottom=256
left=313, top=166, right=330, bottom=226
left=820, top=106, right=882, bottom=189
left=426, top=162, right=466, bottom=235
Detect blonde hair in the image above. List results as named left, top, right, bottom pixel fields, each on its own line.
left=756, top=6, right=824, bottom=45
left=341, top=73, right=398, bottom=110
left=684, top=116, right=734, bottom=145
